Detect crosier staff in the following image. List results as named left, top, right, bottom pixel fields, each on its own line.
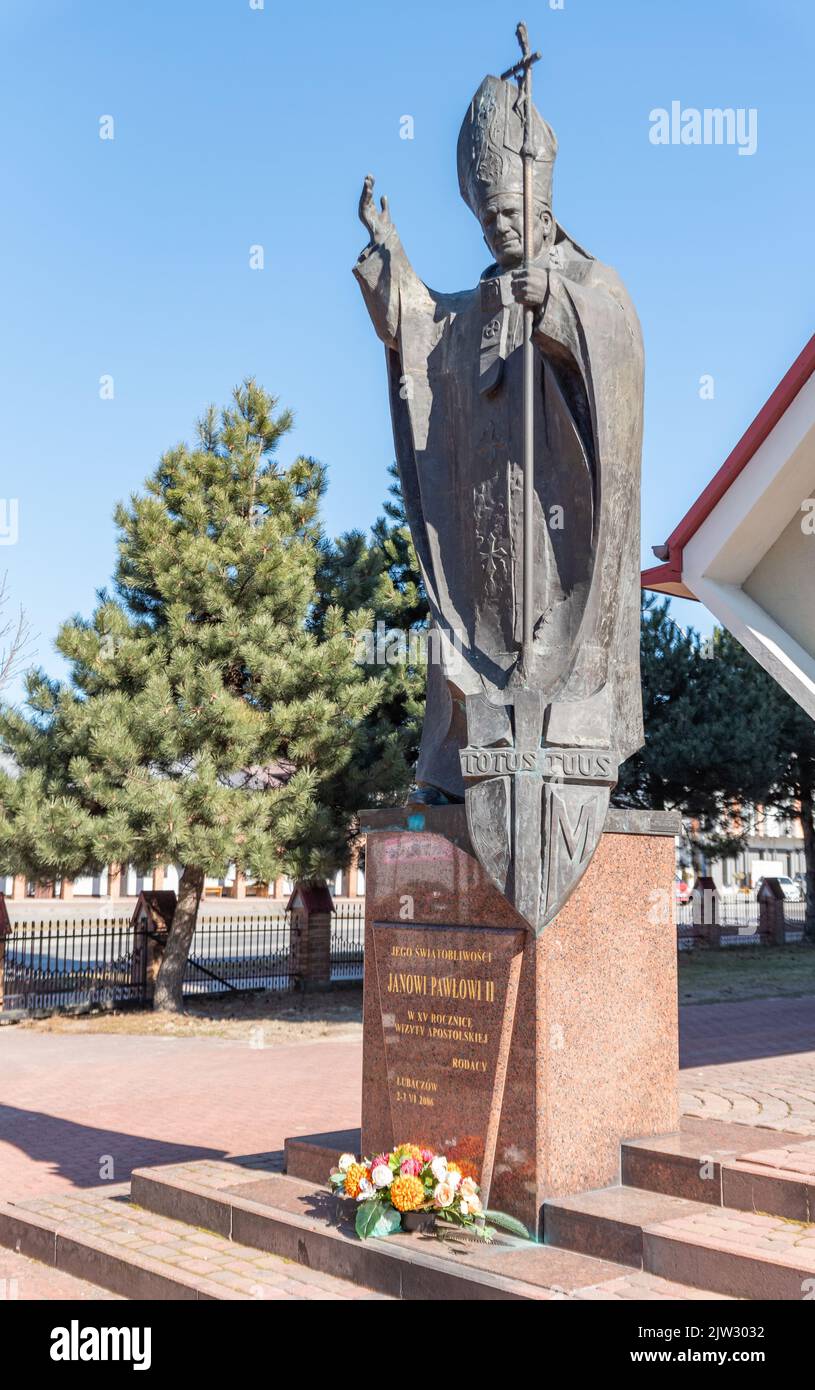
left=501, top=21, right=541, bottom=687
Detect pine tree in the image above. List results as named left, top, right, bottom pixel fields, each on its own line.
left=0, top=381, right=401, bottom=1008
left=314, top=463, right=428, bottom=790
left=614, top=596, right=785, bottom=868
left=616, top=597, right=815, bottom=938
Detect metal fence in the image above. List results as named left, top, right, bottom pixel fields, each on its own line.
left=1, top=902, right=366, bottom=1012
left=676, top=895, right=808, bottom=948
left=3, top=893, right=810, bottom=1010
left=330, top=901, right=365, bottom=981
left=677, top=895, right=758, bottom=945
left=184, top=911, right=294, bottom=996
left=1, top=918, right=144, bottom=1011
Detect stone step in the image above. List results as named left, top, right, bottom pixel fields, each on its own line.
left=285, top=1129, right=357, bottom=1186
left=0, top=1189, right=389, bottom=1301
left=544, top=1184, right=815, bottom=1300
left=622, top=1120, right=815, bottom=1221
left=130, top=1156, right=732, bottom=1300
left=543, top=1186, right=706, bottom=1266
left=645, top=1205, right=815, bottom=1301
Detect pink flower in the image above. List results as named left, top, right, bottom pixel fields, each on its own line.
left=372, top=1154, right=391, bottom=1169
left=400, top=1157, right=422, bottom=1177
left=420, top=1149, right=434, bottom=1164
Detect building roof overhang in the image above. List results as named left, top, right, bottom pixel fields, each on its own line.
left=642, top=334, right=815, bottom=718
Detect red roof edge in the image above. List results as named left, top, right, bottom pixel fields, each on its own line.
left=642, top=332, right=815, bottom=593
left=640, top=558, right=695, bottom=599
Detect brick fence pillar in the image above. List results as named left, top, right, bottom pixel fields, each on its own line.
left=757, top=878, right=786, bottom=945
left=287, top=882, right=334, bottom=991
left=693, top=876, right=721, bottom=947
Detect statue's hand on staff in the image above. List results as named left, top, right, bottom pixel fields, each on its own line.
left=510, top=266, right=548, bottom=310
left=359, top=174, right=392, bottom=246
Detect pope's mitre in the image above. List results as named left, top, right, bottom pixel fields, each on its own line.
left=457, top=74, right=557, bottom=217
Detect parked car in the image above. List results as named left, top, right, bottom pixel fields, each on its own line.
left=756, top=874, right=803, bottom=902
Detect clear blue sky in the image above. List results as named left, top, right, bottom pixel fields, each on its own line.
left=1, top=0, right=813, bottom=696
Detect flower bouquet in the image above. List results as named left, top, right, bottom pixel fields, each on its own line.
left=328, top=1144, right=529, bottom=1242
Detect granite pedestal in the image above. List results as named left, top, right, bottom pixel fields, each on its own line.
left=353, top=806, right=680, bottom=1233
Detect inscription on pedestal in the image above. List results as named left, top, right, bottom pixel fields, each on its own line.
left=372, top=921, right=524, bottom=1181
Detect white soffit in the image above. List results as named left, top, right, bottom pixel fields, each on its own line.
left=681, top=371, right=815, bottom=719
left=691, top=576, right=815, bottom=721
left=683, top=371, right=815, bottom=586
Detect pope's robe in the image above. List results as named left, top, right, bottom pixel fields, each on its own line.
left=354, top=224, right=644, bottom=799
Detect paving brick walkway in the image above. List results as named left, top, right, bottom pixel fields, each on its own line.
left=679, top=1054, right=815, bottom=1134
left=0, top=1032, right=362, bottom=1202
left=679, top=995, right=815, bottom=1136
left=0, top=995, right=812, bottom=1213
left=679, top=995, right=814, bottom=1068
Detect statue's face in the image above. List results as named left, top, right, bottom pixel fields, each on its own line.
left=480, top=195, right=552, bottom=269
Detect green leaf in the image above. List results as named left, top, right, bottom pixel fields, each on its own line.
left=355, top=1199, right=401, bottom=1240
left=483, top=1210, right=531, bottom=1240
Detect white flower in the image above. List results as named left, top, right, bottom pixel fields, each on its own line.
left=459, top=1199, right=470, bottom=1216
left=459, top=1176, right=479, bottom=1200
left=338, top=1153, right=356, bottom=1173
left=371, top=1163, right=393, bottom=1188
left=433, top=1180, right=456, bottom=1208
left=356, top=1178, right=375, bottom=1201
left=447, top=1168, right=461, bottom=1191
left=430, top=1155, right=449, bottom=1183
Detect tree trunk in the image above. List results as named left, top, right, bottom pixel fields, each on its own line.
left=153, top=864, right=205, bottom=1012
left=801, top=785, right=815, bottom=944
left=689, top=830, right=706, bottom=883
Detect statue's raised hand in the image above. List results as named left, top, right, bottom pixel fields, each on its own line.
left=359, top=174, right=392, bottom=245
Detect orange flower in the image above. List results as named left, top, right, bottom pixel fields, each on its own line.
left=390, top=1175, right=426, bottom=1212
left=343, top=1163, right=370, bottom=1199
left=393, top=1144, right=423, bottom=1163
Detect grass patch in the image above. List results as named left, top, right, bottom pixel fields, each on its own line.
left=679, top=945, right=815, bottom=1006
left=19, top=987, right=364, bottom=1041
